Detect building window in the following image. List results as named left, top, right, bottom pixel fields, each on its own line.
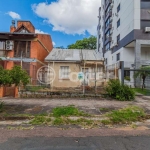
left=117, top=34, right=120, bottom=43
left=124, top=70, right=130, bottom=77
left=117, top=19, right=120, bottom=28
left=105, top=42, right=110, bottom=51
left=14, top=41, right=31, bottom=58
left=116, top=53, right=120, bottom=61
left=117, top=4, right=120, bottom=13
left=60, top=66, right=69, bottom=79
left=0, top=41, right=5, bottom=50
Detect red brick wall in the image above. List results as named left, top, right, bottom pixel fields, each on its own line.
left=17, top=21, right=35, bottom=33
left=31, top=34, right=53, bottom=63
left=10, top=26, right=16, bottom=33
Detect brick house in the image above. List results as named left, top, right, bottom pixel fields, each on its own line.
left=0, top=20, right=53, bottom=84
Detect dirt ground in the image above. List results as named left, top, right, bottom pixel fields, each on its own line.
left=0, top=96, right=150, bottom=115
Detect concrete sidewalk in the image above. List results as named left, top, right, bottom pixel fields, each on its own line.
left=1, top=96, right=150, bottom=111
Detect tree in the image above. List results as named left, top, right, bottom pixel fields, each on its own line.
left=10, top=66, right=30, bottom=86
left=0, top=66, right=12, bottom=86
left=67, top=36, right=96, bottom=49
left=134, top=66, right=150, bottom=90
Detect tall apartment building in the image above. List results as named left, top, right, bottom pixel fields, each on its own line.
left=97, top=0, right=150, bottom=86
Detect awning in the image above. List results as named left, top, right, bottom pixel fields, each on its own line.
left=0, top=57, right=37, bottom=62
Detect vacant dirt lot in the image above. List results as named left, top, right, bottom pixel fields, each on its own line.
left=0, top=96, right=150, bottom=115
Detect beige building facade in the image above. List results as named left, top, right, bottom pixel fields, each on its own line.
left=45, top=49, right=104, bottom=88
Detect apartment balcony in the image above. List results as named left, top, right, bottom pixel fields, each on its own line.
left=105, top=11, right=112, bottom=22
left=105, top=23, right=112, bottom=34
left=105, top=0, right=112, bottom=11
left=104, top=36, right=112, bottom=45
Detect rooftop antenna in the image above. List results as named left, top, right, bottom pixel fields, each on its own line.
left=12, top=20, right=15, bottom=27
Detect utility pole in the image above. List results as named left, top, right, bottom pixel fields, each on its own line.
left=83, top=60, right=86, bottom=95
left=95, top=62, right=97, bottom=94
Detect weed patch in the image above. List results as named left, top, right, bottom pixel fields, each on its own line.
left=52, top=106, right=89, bottom=117
left=101, top=106, right=146, bottom=125
left=29, top=116, right=51, bottom=125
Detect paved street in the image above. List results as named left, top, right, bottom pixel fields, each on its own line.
left=0, top=97, right=150, bottom=149
left=0, top=136, right=150, bottom=150
left=0, top=127, right=150, bottom=150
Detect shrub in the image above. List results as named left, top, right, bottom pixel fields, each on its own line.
left=105, top=79, right=135, bottom=101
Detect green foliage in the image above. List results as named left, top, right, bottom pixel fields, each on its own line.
left=107, top=106, right=145, bottom=124
left=10, top=66, right=30, bottom=86
left=52, top=117, right=93, bottom=126
left=25, top=86, right=44, bottom=92
left=134, top=66, right=150, bottom=89
left=124, top=76, right=130, bottom=81
left=67, top=36, right=96, bottom=49
left=52, top=106, right=86, bottom=117
left=53, top=117, right=64, bottom=125
left=105, top=79, right=135, bottom=101
left=0, top=67, right=12, bottom=86
left=0, top=66, right=29, bottom=86
left=30, top=116, right=51, bottom=125
left=133, top=88, right=150, bottom=96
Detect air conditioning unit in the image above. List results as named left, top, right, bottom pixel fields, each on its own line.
left=145, top=27, right=150, bottom=33
left=5, top=40, right=14, bottom=50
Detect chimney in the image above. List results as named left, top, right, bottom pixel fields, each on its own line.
left=10, top=20, right=16, bottom=33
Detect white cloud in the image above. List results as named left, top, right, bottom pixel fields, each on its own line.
left=52, top=41, right=56, bottom=46
left=35, top=29, right=48, bottom=34
left=32, top=0, right=101, bottom=35
left=7, top=11, right=21, bottom=19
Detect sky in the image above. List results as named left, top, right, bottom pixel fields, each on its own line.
left=0, top=0, right=101, bottom=48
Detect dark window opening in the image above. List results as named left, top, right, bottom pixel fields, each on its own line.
left=116, top=53, right=120, bottom=61
left=14, top=41, right=31, bottom=58
left=117, top=19, right=120, bottom=28
left=117, top=4, right=120, bottom=13
left=124, top=70, right=130, bottom=77
left=117, top=34, right=120, bottom=44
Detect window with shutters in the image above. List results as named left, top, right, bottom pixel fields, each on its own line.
left=60, top=66, right=70, bottom=79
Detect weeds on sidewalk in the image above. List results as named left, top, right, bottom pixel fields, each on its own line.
left=52, top=106, right=90, bottom=117
left=29, top=116, right=51, bottom=125
left=101, top=106, right=146, bottom=125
